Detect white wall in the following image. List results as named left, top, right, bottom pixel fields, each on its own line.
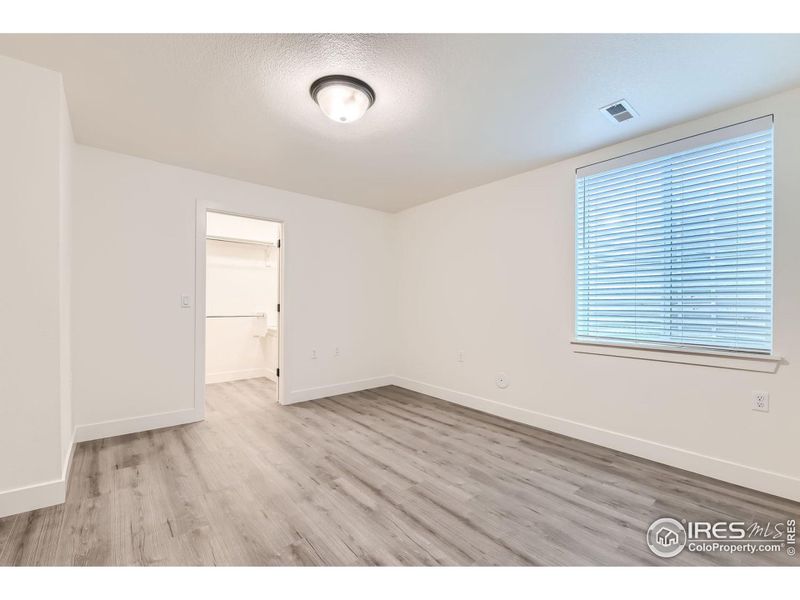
left=71, top=144, right=395, bottom=437
left=0, top=56, right=72, bottom=517
left=205, top=216, right=280, bottom=383
left=394, top=86, right=800, bottom=500
left=59, top=85, right=75, bottom=472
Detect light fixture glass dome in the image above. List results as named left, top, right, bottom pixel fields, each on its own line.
left=310, top=75, right=375, bottom=123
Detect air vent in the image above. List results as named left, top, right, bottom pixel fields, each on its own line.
left=600, top=99, right=638, bottom=124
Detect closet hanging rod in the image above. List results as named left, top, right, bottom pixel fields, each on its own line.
left=206, top=235, right=275, bottom=247
left=206, top=313, right=266, bottom=319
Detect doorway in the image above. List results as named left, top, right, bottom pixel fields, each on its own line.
left=202, top=210, right=282, bottom=404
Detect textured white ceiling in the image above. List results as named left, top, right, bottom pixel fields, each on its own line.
left=2, top=34, right=800, bottom=212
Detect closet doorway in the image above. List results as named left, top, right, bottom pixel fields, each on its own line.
left=204, top=211, right=282, bottom=403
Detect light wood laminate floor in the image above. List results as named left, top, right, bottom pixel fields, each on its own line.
left=1, top=378, right=798, bottom=565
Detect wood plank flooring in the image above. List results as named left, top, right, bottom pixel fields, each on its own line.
left=1, top=378, right=798, bottom=565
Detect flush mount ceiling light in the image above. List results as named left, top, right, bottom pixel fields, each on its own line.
left=309, top=75, right=375, bottom=123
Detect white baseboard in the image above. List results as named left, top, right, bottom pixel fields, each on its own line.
left=0, top=428, right=77, bottom=519
left=205, top=367, right=270, bottom=384
left=286, top=375, right=395, bottom=405
left=389, top=376, right=800, bottom=502
left=74, top=408, right=202, bottom=443
left=0, top=476, right=66, bottom=519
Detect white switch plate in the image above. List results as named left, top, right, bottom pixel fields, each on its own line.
left=181, top=295, right=191, bottom=308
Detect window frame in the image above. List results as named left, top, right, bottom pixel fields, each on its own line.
left=572, top=116, right=779, bottom=367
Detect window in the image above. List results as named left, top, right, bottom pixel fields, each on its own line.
left=575, top=117, right=773, bottom=354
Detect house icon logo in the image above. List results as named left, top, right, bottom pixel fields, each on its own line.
left=656, top=527, right=679, bottom=546
left=647, top=518, right=687, bottom=558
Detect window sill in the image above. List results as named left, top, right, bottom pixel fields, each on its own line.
left=571, top=339, right=782, bottom=373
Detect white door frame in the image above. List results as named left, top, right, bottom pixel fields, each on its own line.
left=194, top=203, right=287, bottom=419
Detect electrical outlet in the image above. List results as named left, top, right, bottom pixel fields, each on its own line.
left=753, top=391, right=769, bottom=412
left=457, top=351, right=464, bottom=363
left=334, top=347, right=340, bottom=357
left=495, top=372, right=509, bottom=389
left=311, top=349, right=317, bottom=359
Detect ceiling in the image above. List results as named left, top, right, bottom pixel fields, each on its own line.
left=2, top=34, right=800, bottom=212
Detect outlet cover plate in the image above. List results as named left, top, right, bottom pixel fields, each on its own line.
left=753, top=391, right=770, bottom=412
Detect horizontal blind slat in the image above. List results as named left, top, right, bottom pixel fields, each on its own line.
left=584, top=158, right=771, bottom=206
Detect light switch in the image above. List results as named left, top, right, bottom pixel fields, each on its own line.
left=181, top=295, right=192, bottom=308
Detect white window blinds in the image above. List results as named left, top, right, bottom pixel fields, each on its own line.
left=575, top=116, right=773, bottom=353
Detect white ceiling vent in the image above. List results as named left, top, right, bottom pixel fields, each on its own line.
left=600, top=99, right=638, bottom=124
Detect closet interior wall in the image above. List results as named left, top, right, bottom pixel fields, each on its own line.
left=205, top=212, right=281, bottom=384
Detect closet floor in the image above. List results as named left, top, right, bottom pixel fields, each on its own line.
left=1, top=378, right=798, bottom=565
